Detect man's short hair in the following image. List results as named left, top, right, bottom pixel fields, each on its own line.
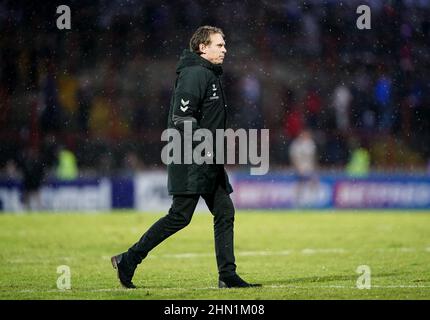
left=189, top=26, right=225, bottom=54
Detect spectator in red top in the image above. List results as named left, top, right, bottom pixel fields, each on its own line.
left=283, top=91, right=304, bottom=139
left=304, top=86, right=322, bottom=129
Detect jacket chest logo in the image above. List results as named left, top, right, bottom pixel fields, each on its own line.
left=209, top=83, right=219, bottom=100
left=180, top=98, right=189, bottom=112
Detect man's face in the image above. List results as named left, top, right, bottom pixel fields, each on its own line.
left=200, top=33, right=227, bottom=65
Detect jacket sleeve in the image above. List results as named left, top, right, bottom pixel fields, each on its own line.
left=171, top=66, right=207, bottom=131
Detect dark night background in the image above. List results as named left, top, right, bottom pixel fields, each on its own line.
left=1, top=0, right=429, bottom=178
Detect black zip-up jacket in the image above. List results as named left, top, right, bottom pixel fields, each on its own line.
left=166, top=49, right=233, bottom=195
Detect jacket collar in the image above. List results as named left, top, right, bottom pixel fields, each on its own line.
left=176, top=49, right=223, bottom=76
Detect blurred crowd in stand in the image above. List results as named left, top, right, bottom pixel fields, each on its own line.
left=1, top=0, right=429, bottom=181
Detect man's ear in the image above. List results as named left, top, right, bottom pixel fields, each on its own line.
left=199, top=43, right=207, bottom=54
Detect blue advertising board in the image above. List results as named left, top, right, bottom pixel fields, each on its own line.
left=1, top=173, right=429, bottom=211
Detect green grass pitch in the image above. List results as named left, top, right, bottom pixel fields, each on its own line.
left=0, top=210, right=429, bottom=300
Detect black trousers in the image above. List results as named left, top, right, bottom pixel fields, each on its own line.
left=127, top=172, right=236, bottom=278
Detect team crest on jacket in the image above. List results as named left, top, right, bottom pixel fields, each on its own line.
left=210, top=83, right=219, bottom=100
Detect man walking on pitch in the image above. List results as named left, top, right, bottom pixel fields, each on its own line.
left=111, top=26, right=261, bottom=289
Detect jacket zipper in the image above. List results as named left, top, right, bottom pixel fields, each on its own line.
left=218, top=77, right=227, bottom=128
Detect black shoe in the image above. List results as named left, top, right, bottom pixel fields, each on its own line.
left=218, top=274, right=262, bottom=288
left=111, top=253, right=137, bottom=289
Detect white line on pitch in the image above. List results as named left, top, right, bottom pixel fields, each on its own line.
left=7, top=247, right=430, bottom=264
